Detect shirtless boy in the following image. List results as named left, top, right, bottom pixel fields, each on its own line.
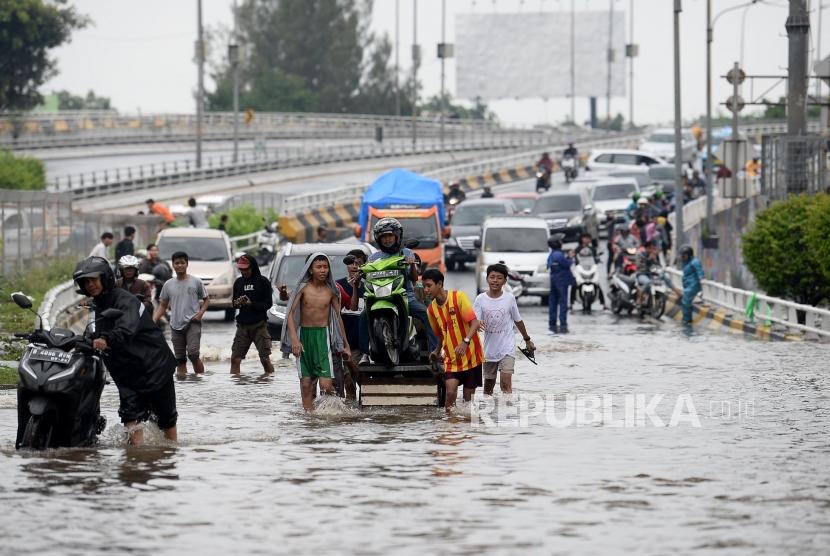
left=284, top=254, right=351, bottom=411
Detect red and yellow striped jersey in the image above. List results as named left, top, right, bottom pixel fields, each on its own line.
left=427, top=290, right=483, bottom=373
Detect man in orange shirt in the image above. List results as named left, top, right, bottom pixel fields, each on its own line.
left=423, top=268, right=483, bottom=412
left=146, top=198, right=176, bottom=225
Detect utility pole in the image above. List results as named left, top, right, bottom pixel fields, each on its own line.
left=817, top=0, right=824, bottom=105
left=673, top=0, right=684, bottom=248
left=628, top=0, right=634, bottom=128
left=230, top=0, right=240, bottom=164
left=705, top=0, right=714, bottom=230
left=570, top=0, right=576, bottom=124
left=196, top=0, right=204, bottom=168
left=412, top=0, right=418, bottom=147
left=606, top=0, right=614, bottom=128
left=440, top=0, right=446, bottom=149
left=786, top=0, right=810, bottom=194
left=395, top=0, right=401, bottom=117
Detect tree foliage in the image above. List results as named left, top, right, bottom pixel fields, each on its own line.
left=742, top=194, right=830, bottom=306
left=0, top=150, right=46, bottom=190
left=54, top=89, right=111, bottom=110
left=0, top=0, right=88, bottom=112
left=208, top=205, right=277, bottom=238
left=420, top=94, right=498, bottom=122
left=803, top=193, right=830, bottom=284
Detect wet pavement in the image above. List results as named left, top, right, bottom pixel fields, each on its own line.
left=1, top=266, right=829, bottom=555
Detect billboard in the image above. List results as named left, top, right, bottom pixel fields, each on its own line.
left=455, top=11, right=627, bottom=101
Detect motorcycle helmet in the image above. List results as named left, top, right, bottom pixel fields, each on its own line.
left=679, top=244, right=694, bottom=260
left=631, top=192, right=641, bottom=201
left=373, top=217, right=403, bottom=254
left=73, top=256, right=115, bottom=296
left=547, top=236, right=562, bottom=250
left=118, top=254, right=141, bottom=270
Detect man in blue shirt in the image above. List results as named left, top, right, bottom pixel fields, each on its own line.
left=547, top=237, right=573, bottom=333
left=360, top=218, right=437, bottom=365
left=678, top=245, right=704, bottom=324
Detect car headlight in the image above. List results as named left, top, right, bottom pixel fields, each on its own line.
left=537, top=264, right=548, bottom=273
left=213, top=270, right=234, bottom=285
left=569, top=215, right=583, bottom=226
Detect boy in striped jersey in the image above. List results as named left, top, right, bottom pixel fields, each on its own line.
left=423, top=269, right=483, bottom=411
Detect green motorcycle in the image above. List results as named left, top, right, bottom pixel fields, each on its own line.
left=345, top=253, right=424, bottom=366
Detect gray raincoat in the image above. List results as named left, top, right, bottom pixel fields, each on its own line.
left=279, top=252, right=346, bottom=356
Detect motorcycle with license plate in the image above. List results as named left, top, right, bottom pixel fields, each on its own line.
left=10, top=292, right=122, bottom=450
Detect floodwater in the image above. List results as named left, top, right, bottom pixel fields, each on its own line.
left=1, top=272, right=829, bottom=555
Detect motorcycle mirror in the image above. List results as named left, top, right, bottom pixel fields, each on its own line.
left=11, top=291, right=33, bottom=309
left=99, top=308, right=124, bottom=320
left=404, top=238, right=420, bottom=249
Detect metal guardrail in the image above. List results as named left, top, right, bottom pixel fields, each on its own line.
left=664, top=268, right=830, bottom=339
left=38, top=279, right=82, bottom=331
left=51, top=134, right=572, bottom=200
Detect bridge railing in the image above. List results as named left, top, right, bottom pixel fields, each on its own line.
left=664, top=268, right=830, bottom=339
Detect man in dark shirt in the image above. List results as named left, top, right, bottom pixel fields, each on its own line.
left=230, top=254, right=274, bottom=374
left=115, top=226, right=136, bottom=261
left=336, top=249, right=367, bottom=361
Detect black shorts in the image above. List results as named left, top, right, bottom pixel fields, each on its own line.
left=117, top=377, right=178, bottom=430
left=444, top=365, right=483, bottom=390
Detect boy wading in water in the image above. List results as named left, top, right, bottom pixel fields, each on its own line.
left=281, top=254, right=351, bottom=411
left=473, top=264, right=535, bottom=395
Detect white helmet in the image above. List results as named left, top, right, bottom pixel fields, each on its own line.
left=118, top=255, right=141, bottom=270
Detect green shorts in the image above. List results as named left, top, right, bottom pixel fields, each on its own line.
left=297, top=327, right=333, bottom=380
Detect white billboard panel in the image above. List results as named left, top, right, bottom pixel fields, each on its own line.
left=455, top=12, right=627, bottom=100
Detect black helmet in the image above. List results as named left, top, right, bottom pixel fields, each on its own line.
left=373, top=217, right=403, bottom=254
left=73, top=256, right=115, bottom=296
left=679, top=244, right=694, bottom=259
left=547, top=236, right=562, bottom=250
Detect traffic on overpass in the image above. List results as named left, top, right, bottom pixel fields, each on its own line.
left=1, top=1, right=828, bottom=554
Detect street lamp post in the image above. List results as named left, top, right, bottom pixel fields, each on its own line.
left=440, top=0, right=446, bottom=149
left=412, top=0, right=418, bottom=147
left=674, top=0, right=685, bottom=249
left=570, top=0, right=576, bottom=124
left=606, top=0, right=614, bottom=129
left=229, top=0, right=240, bottom=164
left=196, top=0, right=204, bottom=169
left=395, top=0, right=401, bottom=117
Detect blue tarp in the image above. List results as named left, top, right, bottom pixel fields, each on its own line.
left=358, top=169, right=445, bottom=229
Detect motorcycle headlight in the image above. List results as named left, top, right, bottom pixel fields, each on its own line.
left=374, top=284, right=392, bottom=298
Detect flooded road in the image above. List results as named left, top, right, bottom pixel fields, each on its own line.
left=1, top=272, right=829, bottom=555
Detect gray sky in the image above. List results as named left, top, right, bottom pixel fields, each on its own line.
left=44, top=0, right=807, bottom=126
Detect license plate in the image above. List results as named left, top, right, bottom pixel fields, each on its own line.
left=29, top=347, right=72, bottom=365
left=366, top=270, right=400, bottom=280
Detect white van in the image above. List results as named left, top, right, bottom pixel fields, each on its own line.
left=475, top=216, right=551, bottom=304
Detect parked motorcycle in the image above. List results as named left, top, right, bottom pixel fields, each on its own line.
left=572, top=257, right=600, bottom=313
left=561, top=155, right=579, bottom=184
left=536, top=165, right=552, bottom=193
left=10, top=292, right=122, bottom=450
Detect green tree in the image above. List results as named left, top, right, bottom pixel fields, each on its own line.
left=0, top=150, right=46, bottom=190
left=0, top=0, right=88, bottom=112
left=419, top=93, right=498, bottom=121
left=55, top=89, right=111, bottom=110
left=208, top=205, right=277, bottom=237
left=803, top=193, right=830, bottom=284
left=742, top=194, right=830, bottom=307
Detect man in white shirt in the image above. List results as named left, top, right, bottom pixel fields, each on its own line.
left=473, top=263, right=535, bottom=395
left=186, top=197, right=209, bottom=228
left=89, top=232, right=114, bottom=260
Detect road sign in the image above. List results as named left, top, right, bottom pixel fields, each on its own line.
left=726, top=67, right=746, bottom=85
left=437, top=43, right=454, bottom=59
left=725, top=95, right=745, bottom=113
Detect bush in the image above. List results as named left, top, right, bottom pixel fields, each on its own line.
left=742, top=194, right=830, bottom=306
left=0, top=150, right=46, bottom=190
left=804, top=193, right=830, bottom=283
left=208, top=205, right=277, bottom=237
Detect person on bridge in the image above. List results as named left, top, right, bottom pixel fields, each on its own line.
left=73, top=256, right=178, bottom=446
left=146, top=199, right=176, bottom=227
left=677, top=245, right=704, bottom=325
left=115, top=226, right=136, bottom=261
left=230, top=255, right=274, bottom=376
left=547, top=237, right=573, bottom=334
left=563, top=143, right=578, bottom=159
left=423, top=268, right=483, bottom=412
left=445, top=181, right=466, bottom=204
left=186, top=198, right=209, bottom=228
left=537, top=152, right=554, bottom=173
left=89, top=232, right=114, bottom=260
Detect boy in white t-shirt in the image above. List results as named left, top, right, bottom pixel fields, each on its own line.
left=473, top=263, right=536, bottom=395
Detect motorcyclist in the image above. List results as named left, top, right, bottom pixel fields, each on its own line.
left=537, top=152, right=554, bottom=173
left=613, top=226, right=640, bottom=272
left=116, top=255, right=153, bottom=312
left=72, top=256, right=178, bottom=446
left=444, top=181, right=466, bottom=204
left=563, top=143, right=578, bottom=159
left=359, top=217, right=437, bottom=365
left=570, top=232, right=606, bottom=310
left=634, top=240, right=662, bottom=308
left=625, top=192, right=641, bottom=222
left=138, top=243, right=172, bottom=301
left=481, top=186, right=495, bottom=199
